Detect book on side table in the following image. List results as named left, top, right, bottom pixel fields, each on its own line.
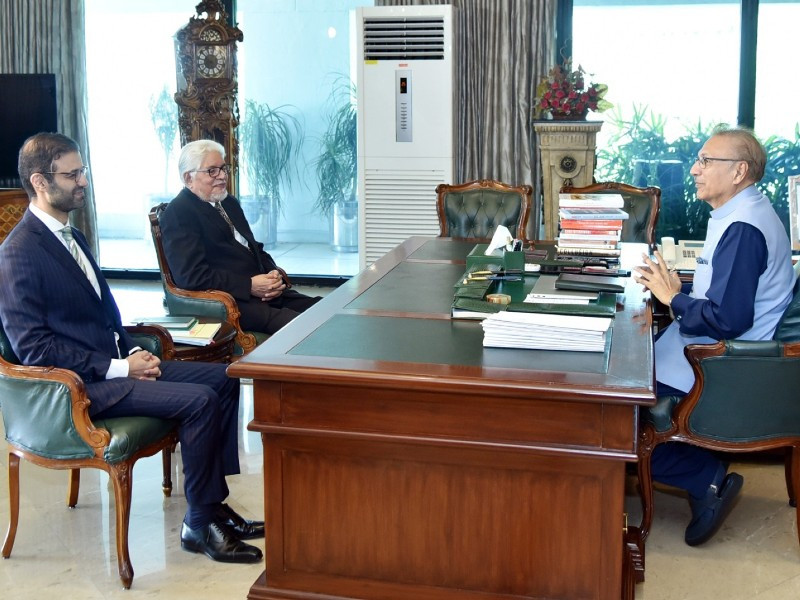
left=167, top=322, right=222, bottom=346
left=132, top=315, right=198, bottom=329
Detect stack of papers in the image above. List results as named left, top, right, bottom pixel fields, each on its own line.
left=481, top=311, right=612, bottom=352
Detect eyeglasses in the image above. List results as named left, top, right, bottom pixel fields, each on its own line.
left=694, top=156, right=743, bottom=169
left=42, top=166, right=90, bottom=181
left=192, top=164, right=231, bottom=178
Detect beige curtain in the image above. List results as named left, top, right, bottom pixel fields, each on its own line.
left=375, top=0, right=557, bottom=237
left=0, top=0, right=98, bottom=257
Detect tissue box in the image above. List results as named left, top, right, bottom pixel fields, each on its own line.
left=466, top=244, right=525, bottom=271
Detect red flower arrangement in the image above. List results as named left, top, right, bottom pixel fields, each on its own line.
left=534, top=60, right=611, bottom=120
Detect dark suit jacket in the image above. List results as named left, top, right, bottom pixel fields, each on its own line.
left=160, top=188, right=278, bottom=299
left=0, top=210, right=136, bottom=413
left=160, top=188, right=308, bottom=329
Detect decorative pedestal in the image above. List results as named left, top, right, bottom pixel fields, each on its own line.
left=534, top=120, right=603, bottom=240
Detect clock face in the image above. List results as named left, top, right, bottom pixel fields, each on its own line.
left=196, top=45, right=227, bottom=78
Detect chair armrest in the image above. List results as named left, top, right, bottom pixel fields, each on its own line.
left=0, top=357, right=110, bottom=460
left=162, top=286, right=257, bottom=353
left=688, top=339, right=783, bottom=359
left=163, top=285, right=237, bottom=321
left=125, top=324, right=176, bottom=360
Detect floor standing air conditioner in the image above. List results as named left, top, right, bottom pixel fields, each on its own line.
left=353, top=5, right=456, bottom=268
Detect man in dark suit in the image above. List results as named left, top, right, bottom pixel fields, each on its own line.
left=0, top=133, right=263, bottom=564
left=159, top=140, right=320, bottom=336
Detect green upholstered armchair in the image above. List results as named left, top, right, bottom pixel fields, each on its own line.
left=435, top=179, right=533, bottom=242
left=148, top=203, right=267, bottom=356
left=560, top=181, right=661, bottom=248
left=0, top=322, right=179, bottom=589
left=634, top=263, right=800, bottom=569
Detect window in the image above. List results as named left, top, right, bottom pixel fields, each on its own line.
left=236, top=0, right=367, bottom=276
left=571, top=0, right=800, bottom=240
left=85, top=0, right=186, bottom=270
left=85, top=0, right=368, bottom=277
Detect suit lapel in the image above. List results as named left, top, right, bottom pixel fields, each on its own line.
left=32, top=216, right=102, bottom=302
left=222, top=198, right=268, bottom=271
left=200, top=197, right=235, bottom=238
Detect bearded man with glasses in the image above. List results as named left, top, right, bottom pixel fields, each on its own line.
left=160, top=140, right=320, bottom=336
left=634, top=126, right=795, bottom=547
left=0, top=132, right=265, bottom=565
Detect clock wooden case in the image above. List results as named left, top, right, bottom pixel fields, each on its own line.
left=174, top=0, right=243, bottom=196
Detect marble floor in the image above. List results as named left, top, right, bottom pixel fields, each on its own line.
left=1, top=283, right=800, bottom=599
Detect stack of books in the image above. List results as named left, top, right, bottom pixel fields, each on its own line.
left=557, top=193, right=629, bottom=257
left=168, top=322, right=222, bottom=346
left=131, top=316, right=221, bottom=346
left=481, top=311, right=612, bottom=352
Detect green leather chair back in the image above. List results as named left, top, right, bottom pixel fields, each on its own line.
left=443, top=191, right=522, bottom=239
left=774, top=262, right=800, bottom=343
left=436, top=180, right=532, bottom=241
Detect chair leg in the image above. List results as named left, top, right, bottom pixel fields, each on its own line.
left=67, top=468, right=80, bottom=508
left=2, top=452, right=20, bottom=558
left=161, top=446, right=173, bottom=497
left=637, top=445, right=656, bottom=544
left=108, top=463, right=134, bottom=589
left=790, top=446, right=800, bottom=552
left=785, top=446, right=797, bottom=508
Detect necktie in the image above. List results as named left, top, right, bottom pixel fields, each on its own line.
left=215, top=202, right=236, bottom=236
left=215, top=203, right=250, bottom=248
left=60, top=226, right=90, bottom=277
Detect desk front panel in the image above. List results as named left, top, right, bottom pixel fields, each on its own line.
left=256, top=433, right=624, bottom=600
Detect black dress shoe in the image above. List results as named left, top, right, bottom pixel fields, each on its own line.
left=180, top=521, right=263, bottom=563
left=214, top=502, right=265, bottom=540
left=685, top=471, right=744, bottom=546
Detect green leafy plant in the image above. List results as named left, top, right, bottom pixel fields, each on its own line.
left=239, top=100, right=305, bottom=212
left=534, top=59, right=612, bottom=120
left=311, top=78, right=357, bottom=217
left=595, top=108, right=800, bottom=241
left=149, top=85, right=179, bottom=193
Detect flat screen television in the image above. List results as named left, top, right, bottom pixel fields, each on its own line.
left=0, top=74, right=58, bottom=186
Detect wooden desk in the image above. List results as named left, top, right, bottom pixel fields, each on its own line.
left=228, top=238, right=655, bottom=600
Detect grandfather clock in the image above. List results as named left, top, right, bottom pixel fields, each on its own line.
left=174, top=0, right=243, bottom=196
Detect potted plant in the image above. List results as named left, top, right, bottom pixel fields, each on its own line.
left=146, top=85, right=179, bottom=234
left=310, top=79, right=358, bottom=252
left=533, top=59, right=612, bottom=120
left=239, top=99, right=304, bottom=249
left=149, top=85, right=180, bottom=197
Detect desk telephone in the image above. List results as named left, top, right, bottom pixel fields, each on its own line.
left=659, top=237, right=704, bottom=271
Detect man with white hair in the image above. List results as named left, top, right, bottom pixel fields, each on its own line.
left=636, top=126, right=795, bottom=547
left=160, top=140, right=320, bottom=335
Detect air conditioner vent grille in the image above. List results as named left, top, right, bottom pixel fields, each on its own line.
left=362, top=168, right=444, bottom=266
left=363, top=17, right=445, bottom=61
